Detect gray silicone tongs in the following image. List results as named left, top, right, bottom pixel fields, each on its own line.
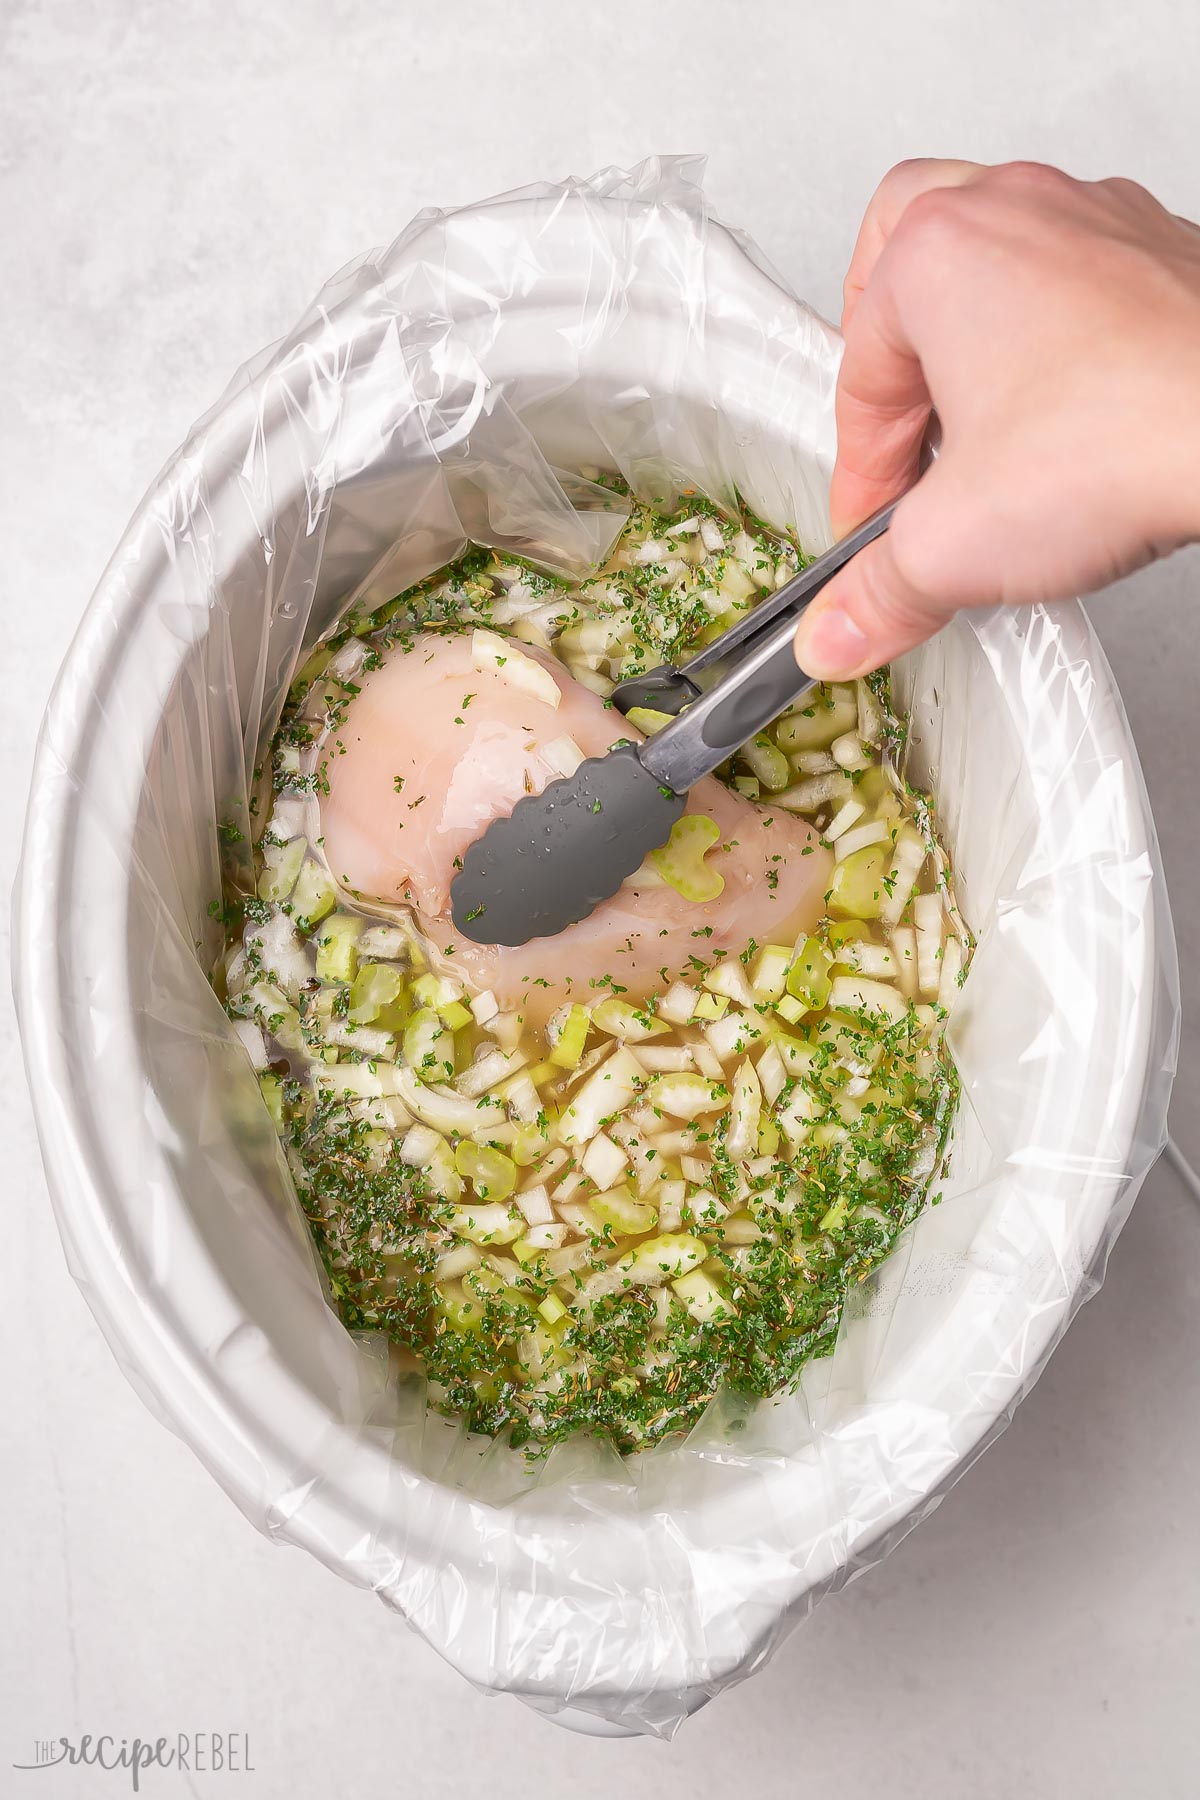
left=449, top=498, right=898, bottom=946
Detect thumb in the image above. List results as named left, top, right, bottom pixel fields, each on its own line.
left=792, top=477, right=958, bottom=680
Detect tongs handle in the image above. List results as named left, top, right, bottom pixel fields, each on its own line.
left=639, top=498, right=894, bottom=794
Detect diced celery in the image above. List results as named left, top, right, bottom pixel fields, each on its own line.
left=348, top=961, right=405, bottom=1024
left=538, top=1293, right=568, bottom=1326
left=693, top=991, right=729, bottom=1021
left=827, top=920, right=874, bottom=966
left=749, top=943, right=793, bottom=1003
left=732, top=774, right=761, bottom=799
left=672, top=1268, right=737, bottom=1324
left=258, top=1073, right=285, bottom=1127
left=510, top=1121, right=548, bottom=1167
left=290, top=858, right=337, bottom=927
left=626, top=706, right=675, bottom=735
left=412, top=973, right=471, bottom=1029
left=425, top=1140, right=464, bottom=1202
left=649, top=814, right=724, bottom=903
left=438, top=1282, right=484, bottom=1334
left=446, top=1201, right=523, bottom=1246
left=818, top=1196, right=849, bottom=1234
left=549, top=1003, right=592, bottom=1068
left=454, top=1141, right=517, bottom=1203
left=258, top=836, right=307, bottom=903
left=591, top=1186, right=658, bottom=1236
left=645, top=1073, right=726, bottom=1119
left=314, top=912, right=362, bottom=983
left=757, top=1117, right=781, bottom=1158
left=739, top=734, right=790, bottom=791
left=775, top=993, right=806, bottom=1025
left=786, top=937, right=833, bottom=1011
left=775, top=685, right=858, bottom=751
left=827, top=844, right=891, bottom=920
left=622, top=1232, right=707, bottom=1283
left=591, top=997, right=669, bottom=1042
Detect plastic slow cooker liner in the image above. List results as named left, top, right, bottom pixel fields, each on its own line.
left=15, top=157, right=1179, bottom=1737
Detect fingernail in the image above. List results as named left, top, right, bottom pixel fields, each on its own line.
left=793, top=604, right=869, bottom=680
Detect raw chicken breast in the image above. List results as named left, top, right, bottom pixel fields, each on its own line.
left=320, top=632, right=832, bottom=1020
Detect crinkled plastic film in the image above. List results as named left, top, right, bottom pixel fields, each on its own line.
left=15, top=157, right=1179, bottom=1738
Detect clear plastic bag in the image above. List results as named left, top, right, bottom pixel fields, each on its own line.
left=14, top=157, right=1179, bottom=1737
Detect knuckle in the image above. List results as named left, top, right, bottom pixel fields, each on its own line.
left=991, top=159, right=1074, bottom=199
left=1098, top=173, right=1154, bottom=209
left=898, top=184, right=968, bottom=247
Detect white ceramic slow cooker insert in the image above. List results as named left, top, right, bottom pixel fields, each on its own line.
left=16, top=176, right=1176, bottom=1737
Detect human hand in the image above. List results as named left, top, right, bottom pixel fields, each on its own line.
left=792, top=158, right=1200, bottom=678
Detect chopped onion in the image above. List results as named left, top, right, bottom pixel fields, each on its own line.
left=321, top=1018, right=393, bottom=1060
left=774, top=771, right=853, bottom=813
left=469, top=989, right=499, bottom=1025
left=657, top=982, right=699, bottom=1025
left=541, top=734, right=585, bottom=778
left=725, top=1058, right=763, bottom=1162
left=792, top=749, right=838, bottom=776
left=355, top=924, right=407, bottom=961
left=840, top=941, right=900, bottom=979
left=834, top=819, right=891, bottom=863
left=692, top=1042, right=727, bottom=1082
left=828, top=974, right=908, bottom=1023
left=703, top=1010, right=764, bottom=1061
left=702, top=960, right=757, bottom=1007
left=401, top=1122, right=444, bottom=1167
left=890, top=924, right=918, bottom=1000
left=581, top=1131, right=628, bottom=1190
left=938, top=933, right=966, bottom=1013
left=700, top=517, right=726, bottom=552
left=392, top=1064, right=503, bottom=1136
left=471, top=629, right=561, bottom=709
left=880, top=826, right=927, bottom=928
left=435, top=1242, right=481, bottom=1282
left=831, top=731, right=872, bottom=772
left=824, top=798, right=866, bottom=843
left=558, top=1047, right=643, bottom=1145
left=502, top=1071, right=544, bottom=1123
left=520, top=1221, right=568, bottom=1251
left=634, top=1045, right=694, bottom=1073
left=913, top=891, right=945, bottom=996
left=232, top=1018, right=269, bottom=1072
left=455, top=1047, right=519, bottom=1099
left=556, top=1198, right=601, bottom=1238
left=633, top=537, right=668, bottom=565
left=755, top=1041, right=787, bottom=1106
left=328, top=638, right=368, bottom=681
left=515, top=1183, right=554, bottom=1226
left=856, top=677, right=884, bottom=746
left=656, top=1180, right=686, bottom=1231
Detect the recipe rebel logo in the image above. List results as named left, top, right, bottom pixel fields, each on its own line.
left=12, top=1732, right=255, bottom=1790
